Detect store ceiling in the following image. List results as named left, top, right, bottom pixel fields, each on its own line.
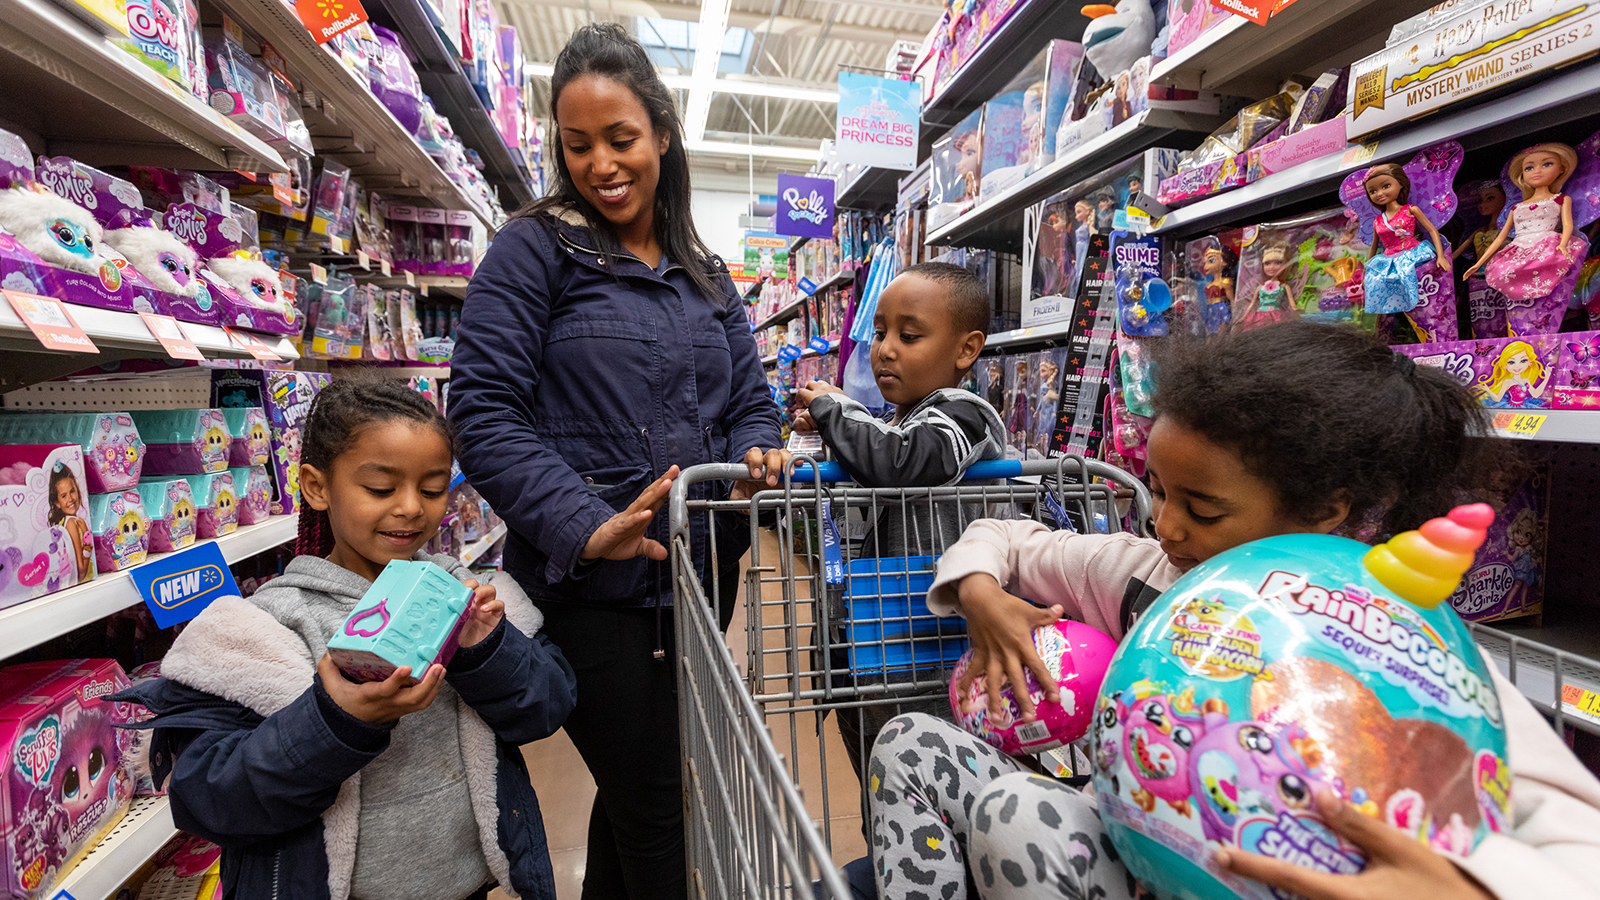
left=496, top=0, right=943, bottom=186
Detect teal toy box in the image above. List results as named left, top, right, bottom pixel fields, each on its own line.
left=327, top=560, right=473, bottom=682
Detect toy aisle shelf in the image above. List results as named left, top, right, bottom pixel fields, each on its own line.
left=206, top=0, right=497, bottom=231
left=0, top=0, right=287, bottom=174
left=364, top=0, right=536, bottom=208
left=1487, top=410, right=1600, bottom=444
left=837, top=165, right=902, bottom=211
left=760, top=352, right=778, bottom=366
left=926, top=107, right=1224, bottom=252
left=981, top=320, right=1074, bottom=353
left=922, top=2, right=1089, bottom=128
left=51, top=797, right=178, bottom=900
left=366, top=273, right=472, bottom=298
left=0, top=515, right=298, bottom=659
left=754, top=295, right=807, bottom=332
left=810, top=269, right=856, bottom=294
left=1472, top=623, right=1600, bottom=738
left=1150, top=0, right=1438, bottom=97
left=1152, top=60, right=1600, bottom=239
left=800, top=339, right=840, bottom=359
left=460, top=522, right=507, bottom=567
left=789, top=236, right=811, bottom=253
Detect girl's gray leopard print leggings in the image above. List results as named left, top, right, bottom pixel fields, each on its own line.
left=868, top=713, right=1148, bottom=900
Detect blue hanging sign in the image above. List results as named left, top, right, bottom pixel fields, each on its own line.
left=132, top=539, right=241, bottom=628
left=808, top=336, right=831, bottom=354
left=798, top=277, right=819, bottom=295
left=779, top=343, right=803, bottom=361
left=835, top=72, right=920, bottom=170
left=776, top=174, right=836, bottom=239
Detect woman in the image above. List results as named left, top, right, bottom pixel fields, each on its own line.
left=449, top=23, right=784, bottom=900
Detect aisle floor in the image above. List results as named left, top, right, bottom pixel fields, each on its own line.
left=495, top=529, right=867, bottom=899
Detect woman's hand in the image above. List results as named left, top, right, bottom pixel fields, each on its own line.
left=581, top=466, right=679, bottom=562
left=952, top=574, right=1064, bottom=722
left=456, top=580, right=502, bottom=648
left=731, top=447, right=790, bottom=503
left=1216, top=789, right=1493, bottom=900
left=317, top=654, right=445, bottom=723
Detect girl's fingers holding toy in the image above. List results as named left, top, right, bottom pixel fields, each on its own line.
left=1215, top=846, right=1346, bottom=900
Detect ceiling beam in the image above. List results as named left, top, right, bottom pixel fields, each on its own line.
left=497, top=0, right=928, bottom=44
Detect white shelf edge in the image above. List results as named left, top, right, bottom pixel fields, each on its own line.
left=460, top=522, right=507, bottom=567
left=1148, top=17, right=1251, bottom=88
left=0, top=515, right=297, bottom=659
left=810, top=269, right=856, bottom=294
left=753, top=296, right=806, bottom=331
left=0, top=299, right=299, bottom=361
left=982, top=320, right=1074, bottom=352
left=760, top=353, right=778, bottom=366
left=1472, top=626, right=1600, bottom=733
left=52, top=796, right=176, bottom=900
left=1486, top=409, right=1600, bottom=444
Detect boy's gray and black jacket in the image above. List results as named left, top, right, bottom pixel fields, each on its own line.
left=112, top=553, right=577, bottom=900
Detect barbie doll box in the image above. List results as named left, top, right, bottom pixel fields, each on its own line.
left=0, top=445, right=95, bottom=612
left=0, top=658, right=134, bottom=900
left=1446, top=463, right=1549, bottom=624
left=1395, top=333, right=1561, bottom=410
left=1553, top=330, right=1600, bottom=409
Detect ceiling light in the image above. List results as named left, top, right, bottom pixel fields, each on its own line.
left=684, top=0, right=730, bottom=143
left=527, top=65, right=836, bottom=104
left=527, top=62, right=554, bottom=77
left=686, top=140, right=822, bottom=161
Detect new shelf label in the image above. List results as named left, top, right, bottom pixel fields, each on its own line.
left=4, top=290, right=97, bottom=353
left=132, top=540, right=240, bottom=627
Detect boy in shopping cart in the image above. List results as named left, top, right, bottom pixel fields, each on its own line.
left=792, top=261, right=1008, bottom=818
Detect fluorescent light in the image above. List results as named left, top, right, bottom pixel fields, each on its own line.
left=686, top=139, right=822, bottom=161
left=527, top=64, right=837, bottom=104
left=527, top=62, right=554, bottom=77
left=684, top=0, right=730, bottom=143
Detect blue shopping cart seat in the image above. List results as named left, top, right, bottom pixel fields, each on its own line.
left=842, top=555, right=968, bottom=675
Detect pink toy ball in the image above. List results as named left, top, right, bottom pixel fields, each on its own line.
left=950, top=619, right=1118, bottom=754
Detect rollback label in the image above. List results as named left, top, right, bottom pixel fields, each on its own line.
left=1258, top=570, right=1501, bottom=725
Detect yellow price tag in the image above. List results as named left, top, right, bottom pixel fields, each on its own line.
left=1491, top=412, right=1546, bottom=437
left=357, top=250, right=371, bottom=270
left=1562, top=685, right=1600, bottom=722
left=309, top=262, right=327, bottom=285
left=380, top=259, right=392, bottom=276
left=1342, top=141, right=1380, bottom=165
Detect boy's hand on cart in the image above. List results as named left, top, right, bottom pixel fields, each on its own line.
left=791, top=410, right=817, bottom=432
left=456, top=580, right=503, bottom=648
left=796, top=380, right=844, bottom=408
left=582, top=466, right=679, bottom=562
left=1215, top=789, right=1492, bottom=900
left=318, top=654, right=446, bottom=723
left=954, top=574, right=1064, bottom=722
left=731, top=447, right=791, bottom=504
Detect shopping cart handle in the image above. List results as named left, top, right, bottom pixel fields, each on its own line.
left=790, top=459, right=1023, bottom=483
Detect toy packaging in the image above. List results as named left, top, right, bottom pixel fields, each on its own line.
left=928, top=108, right=984, bottom=230
left=122, top=662, right=162, bottom=796
left=978, top=57, right=1041, bottom=201
left=211, top=369, right=329, bottom=515
left=1028, top=40, right=1087, bottom=176
left=88, top=490, right=149, bottom=572
left=136, top=478, right=197, bottom=554
left=204, top=29, right=286, bottom=143
left=327, top=560, right=474, bottom=683
left=1231, top=207, right=1375, bottom=331
left=137, top=833, right=222, bottom=899
left=1448, top=464, right=1549, bottom=624
left=308, top=274, right=365, bottom=359
left=182, top=471, right=237, bottom=538
left=0, top=445, right=95, bottom=610
left=130, top=409, right=229, bottom=476
left=115, top=0, right=202, bottom=96
left=1395, top=334, right=1561, bottom=410
left=226, top=466, right=272, bottom=526
left=952, top=620, right=1115, bottom=754
left=0, top=413, right=144, bottom=493
left=0, top=658, right=135, bottom=900
left=1167, top=0, right=1233, bottom=55
left=220, top=407, right=270, bottom=467
left=1554, top=330, right=1600, bottom=409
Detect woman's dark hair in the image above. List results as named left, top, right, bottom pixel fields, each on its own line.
left=47, top=462, right=78, bottom=526
left=294, top=378, right=453, bottom=557
left=1151, top=321, right=1496, bottom=539
left=516, top=23, right=724, bottom=306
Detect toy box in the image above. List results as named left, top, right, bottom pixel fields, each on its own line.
left=121, top=662, right=162, bottom=796
left=211, top=369, right=328, bottom=516
left=1231, top=207, right=1377, bottom=330
left=0, top=413, right=143, bottom=493
left=138, top=833, right=221, bottom=898
left=1245, top=115, right=1349, bottom=180
left=928, top=108, right=984, bottom=230
left=33, top=157, right=145, bottom=231
left=1167, top=0, right=1235, bottom=56
left=1447, top=463, right=1549, bottom=623
left=1396, top=333, right=1562, bottom=410
left=1029, top=40, right=1085, bottom=175
left=979, top=59, right=1039, bottom=201
left=115, top=0, right=201, bottom=95
left=53, top=0, right=130, bottom=37
left=220, top=407, right=270, bottom=467
left=1157, top=153, right=1249, bottom=207
left=204, top=29, right=285, bottom=143
left=131, top=409, right=229, bottom=476
left=226, top=466, right=271, bottom=526
left=182, top=471, right=237, bottom=538
left=0, top=445, right=95, bottom=610
left=0, top=658, right=134, bottom=900
left=88, top=490, right=148, bottom=572
left=327, top=560, right=474, bottom=683
left=136, top=478, right=196, bottom=554
left=1553, top=330, right=1600, bottom=409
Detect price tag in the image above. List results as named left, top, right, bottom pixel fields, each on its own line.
left=1491, top=411, right=1546, bottom=437
left=223, top=327, right=283, bottom=361
left=380, top=259, right=392, bottom=276
left=808, top=336, right=831, bottom=354
left=778, top=343, right=803, bottom=361
left=4, top=290, right=97, bottom=353
left=798, top=277, right=818, bottom=295
left=420, top=282, right=430, bottom=297
left=357, top=249, right=371, bottom=270
left=1562, top=684, right=1600, bottom=725
left=404, top=271, right=416, bottom=287
left=1342, top=140, right=1380, bottom=166
left=309, top=262, right=328, bottom=284
left=138, top=312, right=204, bottom=360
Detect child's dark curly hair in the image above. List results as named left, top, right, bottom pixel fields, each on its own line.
left=1152, top=321, right=1494, bottom=538
left=295, top=378, right=452, bottom=557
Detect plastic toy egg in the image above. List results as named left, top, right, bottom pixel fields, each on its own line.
left=1090, top=506, right=1511, bottom=900
left=950, top=619, right=1117, bottom=754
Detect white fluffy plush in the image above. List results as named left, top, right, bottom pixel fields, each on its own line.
left=0, top=186, right=109, bottom=275
left=207, top=254, right=288, bottom=313
left=103, top=226, right=201, bottom=297
left=1083, top=0, right=1155, bottom=80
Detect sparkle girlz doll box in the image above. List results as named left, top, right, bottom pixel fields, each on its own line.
left=0, top=658, right=134, bottom=900
left=1446, top=463, right=1548, bottom=624
left=87, top=490, right=149, bottom=572
left=0, top=445, right=95, bottom=611
left=130, top=409, right=229, bottom=475
left=1554, top=330, right=1600, bottom=409
left=0, top=413, right=143, bottom=493
left=1395, top=333, right=1561, bottom=410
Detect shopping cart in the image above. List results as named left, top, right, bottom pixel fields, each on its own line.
left=668, top=456, right=1154, bottom=898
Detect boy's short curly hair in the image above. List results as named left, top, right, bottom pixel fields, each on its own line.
left=900, top=261, right=990, bottom=336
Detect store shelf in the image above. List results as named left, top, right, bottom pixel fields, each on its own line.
left=923, top=3, right=1089, bottom=129
left=208, top=0, right=496, bottom=229
left=837, top=165, right=902, bottom=211
left=810, top=269, right=856, bottom=294
left=366, top=274, right=472, bottom=298
left=789, top=236, right=811, bottom=253
left=460, top=522, right=507, bottom=567
left=982, top=320, right=1074, bottom=352
left=1150, top=0, right=1438, bottom=97
left=800, top=339, right=840, bottom=359
left=0, top=0, right=286, bottom=173
left=754, top=296, right=807, bottom=331
left=52, top=796, right=177, bottom=900
left=760, top=353, right=778, bottom=366
left=1486, top=409, right=1600, bottom=444
left=1153, top=60, right=1600, bottom=239
left=330, top=361, right=451, bottom=379
left=364, top=0, right=535, bottom=209
left=1471, top=622, right=1600, bottom=736
left=926, top=107, right=1223, bottom=251
left=0, top=516, right=297, bottom=659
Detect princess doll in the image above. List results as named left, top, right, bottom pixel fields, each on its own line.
left=1200, top=243, right=1233, bottom=333
left=1475, top=340, right=1552, bottom=408
left=1237, top=244, right=1296, bottom=329
left=1465, top=143, right=1578, bottom=307
left=1361, top=163, right=1450, bottom=314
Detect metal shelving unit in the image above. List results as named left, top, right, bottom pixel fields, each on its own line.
left=50, top=797, right=178, bottom=900
left=981, top=320, right=1074, bottom=353
left=1472, top=623, right=1600, bottom=737
left=837, top=165, right=902, bottom=211
left=922, top=3, right=1089, bottom=129
left=754, top=296, right=807, bottom=332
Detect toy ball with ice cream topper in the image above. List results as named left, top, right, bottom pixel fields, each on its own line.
left=950, top=619, right=1117, bottom=754
left=1090, top=505, right=1512, bottom=900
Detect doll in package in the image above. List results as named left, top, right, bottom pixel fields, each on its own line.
left=1232, top=209, right=1375, bottom=332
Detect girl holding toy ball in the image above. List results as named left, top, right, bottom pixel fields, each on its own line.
left=868, top=322, right=1600, bottom=900
left=117, top=380, right=578, bottom=900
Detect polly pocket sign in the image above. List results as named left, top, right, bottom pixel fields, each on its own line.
left=1092, top=507, right=1510, bottom=900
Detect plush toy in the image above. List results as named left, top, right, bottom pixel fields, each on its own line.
left=102, top=222, right=202, bottom=298
left=1081, top=0, right=1155, bottom=81
left=207, top=252, right=287, bottom=313
left=0, top=186, right=112, bottom=276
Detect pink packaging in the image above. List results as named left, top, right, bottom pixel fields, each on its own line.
left=0, top=413, right=145, bottom=494
left=1396, top=333, right=1562, bottom=410
left=184, top=471, right=238, bottom=538
left=1167, top=0, right=1235, bottom=56
left=227, top=465, right=271, bottom=525
left=1447, top=463, right=1548, bottom=624
left=0, top=659, right=135, bottom=900
left=212, top=369, right=329, bottom=516
left=130, top=409, right=230, bottom=476
left=0, top=445, right=96, bottom=610
left=123, top=662, right=163, bottom=795
left=442, top=210, right=474, bottom=277
left=1246, top=116, right=1350, bottom=180
left=416, top=207, right=447, bottom=275
left=1553, top=330, right=1600, bottom=409
left=221, top=407, right=270, bottom=467
left=1157, top=153, right=1249, bottom=207
left=87, top=490, right=149, bottom=572
left=137, top=477, right=197, bottom=554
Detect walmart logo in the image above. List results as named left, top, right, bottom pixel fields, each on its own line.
left=153, top=564, right=227, bottom=609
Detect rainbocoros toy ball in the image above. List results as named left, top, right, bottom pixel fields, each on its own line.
left=951, top=619, right=1117, bottom=754
left=1091, top=505, right=1509, bottom=900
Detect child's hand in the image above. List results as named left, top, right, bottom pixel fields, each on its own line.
left=1216, top=789, right=1493, bottom=900
left=456, top=580, right=502, bottom=648
left=796, top=380, right=844, bottom=408
left=792, top=410, right=817, bottom=433
left=317, top=654, right=446, bottom=723
left=731, top=447, right=790, bottom=503
left=953, top=574, right=1064, bottom=722
left=582, top=466, right=679, bottom=562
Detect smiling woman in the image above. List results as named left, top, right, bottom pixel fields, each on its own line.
left=447, top=22, right=784, bottom=900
